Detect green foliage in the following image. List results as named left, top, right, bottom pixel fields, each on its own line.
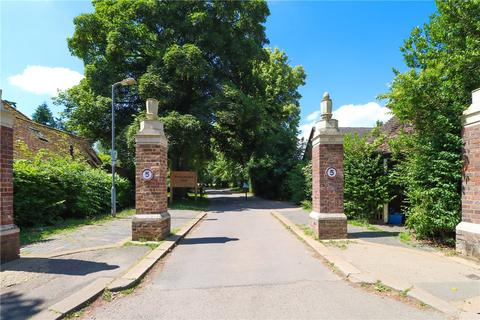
left=381, top=0, right=480, bottom=238
left=204, top=149, right=246, bottom=186
left=13, top=151, right=131, bottom=227
left=344, top=132, right=391, bottom=221
left=32, top=102, right=57, bottom=128
left=60, top=2, right=304, bottom=198
left=58, top=0, right=270, bottom=174
left=247, top=48, right=306, bottom=198
left=126, top=111, right=209, bottom=171
left=284, top=161, right=311, bottom=204
left=374, top=281, right=392, bottom=293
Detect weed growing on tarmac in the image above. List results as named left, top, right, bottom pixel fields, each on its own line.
left=325, top=261, right=341, bottom=274
left=399, top=286, right=413, bottom=298
left=323, top=240, right=353, bottom=250
left=300, top=225, right=316, bottom=238
left=102, top=289, right=113, bottom=302
left=374, top=281, right=392, bottom=293
left=64, top=310, right=83, bottom=319
left=120, top=287, right=136, bottom=295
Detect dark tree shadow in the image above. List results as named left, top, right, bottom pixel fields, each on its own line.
left=206, top=194, right=298, bottom=213
left=172, top=217, right=218, bottom=221
left=348, top=231, right=400, bottom=239
left=205, top=189, right=233, bottom=195
left=0, top=291, right=43, bottom=320
left=0, top=257, right=118, bottom=275
left=180, top=237, right=239, bottom=245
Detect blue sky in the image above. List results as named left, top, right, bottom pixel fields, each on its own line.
left=1, top=1, right=436, bottom=139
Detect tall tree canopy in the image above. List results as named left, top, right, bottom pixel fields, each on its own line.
left=59, top=0, right=305, bottom=196
left=32, top=103, right=57, bottom=128
left=382, top=0, right=480, bottom=238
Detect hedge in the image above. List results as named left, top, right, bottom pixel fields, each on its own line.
left=13, top=154, right=131, bottom=227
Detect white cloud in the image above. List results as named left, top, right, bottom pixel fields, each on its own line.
left=298, top=101, right=391, bottom=141
left=306, top=110, right=321, bottom=122
left=299, top=123, right=315, bottom=142
left=333, top=102, right=391, bottom=127
left=8, top=65, right=84, bottom=96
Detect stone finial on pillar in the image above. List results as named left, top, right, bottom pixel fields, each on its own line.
left=310, top=92, right=347, bottom=239
left=0, top=90, right=20, bottom=263
left=321, top=92, right=333, bottom=121
left=456, top=88, right=480, bottom=258
left=132, top=98, right=171, bottom=241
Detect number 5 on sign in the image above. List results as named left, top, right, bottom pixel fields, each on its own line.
left=142, top=169, right=154, bottom=181
left=326, top=167, right=337, bottom=178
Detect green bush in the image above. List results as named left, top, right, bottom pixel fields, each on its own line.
left=13, top=153, right=131, bottom=227
left=344, top=132, right=391, bottom=221
left=284, top=161, right=311, bottom=204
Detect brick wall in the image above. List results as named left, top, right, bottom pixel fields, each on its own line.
left=312, top=143, right=344, bottom=213
left=135, top=144, right=168, bottom=214
left=1, top=115, right=20, bottom=263
left=462, top=124, right=480, bottom=224
left=0, top=125, right=13, bottom=226
left=3, top=103, right=101, bottom=167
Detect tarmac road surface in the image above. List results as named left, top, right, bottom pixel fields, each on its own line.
left=83, top=192, right=445, bottom=320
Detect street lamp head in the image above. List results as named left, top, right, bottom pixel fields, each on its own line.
left=120, top=78, right=136, bottom=86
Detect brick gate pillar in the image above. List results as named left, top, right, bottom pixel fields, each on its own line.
left=310, top=92, right=347, bottom=239
left=132, top=98, right=171, bottom=241
left=0, top=94, right=20, bottom=262
left=456, top=88, right=480, bottom=258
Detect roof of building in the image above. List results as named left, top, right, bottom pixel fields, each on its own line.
left=374, top=116, right=414, bottom=154
left=302, top=126, right=373, bottom=160
left=301, top=116, right=415, bottom=160
left=2, top=100, right=102, bottom=167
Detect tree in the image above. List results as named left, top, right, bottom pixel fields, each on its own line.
left=344, top=131, right=391, bottom=221
left=32, top=103, right=56, bottom=127
left=381, top=0, right=480, bottom=239
left=245, top=48, right=306, bottom=198
left=58, top=0, right=270, bottom=173
left=57, top=0, right=305, bottom=200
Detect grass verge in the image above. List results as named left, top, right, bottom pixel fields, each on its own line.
left=169, top=193, right=209, bottom=211
left=300, top=200, right=312, bottom=211
left=399, top=231, right=412, bottom=244
left=19, top=208, right=135, bottom=246
left=348, top=219, right=382, bottom=231
left=123, top=240, right=162, bottom=250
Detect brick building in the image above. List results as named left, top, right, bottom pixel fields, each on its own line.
left=2, top=100, right=101, bottom=167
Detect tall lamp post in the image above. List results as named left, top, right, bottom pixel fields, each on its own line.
left=111, top=77, right=136, bottom=216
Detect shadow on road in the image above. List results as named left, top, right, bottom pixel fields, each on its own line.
left=205, top=189, right=233, bottom=195
left=0, top=291, right=43, bottom=320
left=180, top=237, right=239, bottom=245
left=207, top=195, right=298, bottom=213
left=0, top=257, right=119, bottom=275
left=348, top=231, right=400, bottom=239
left=172, top=217, right=218, bottom=221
